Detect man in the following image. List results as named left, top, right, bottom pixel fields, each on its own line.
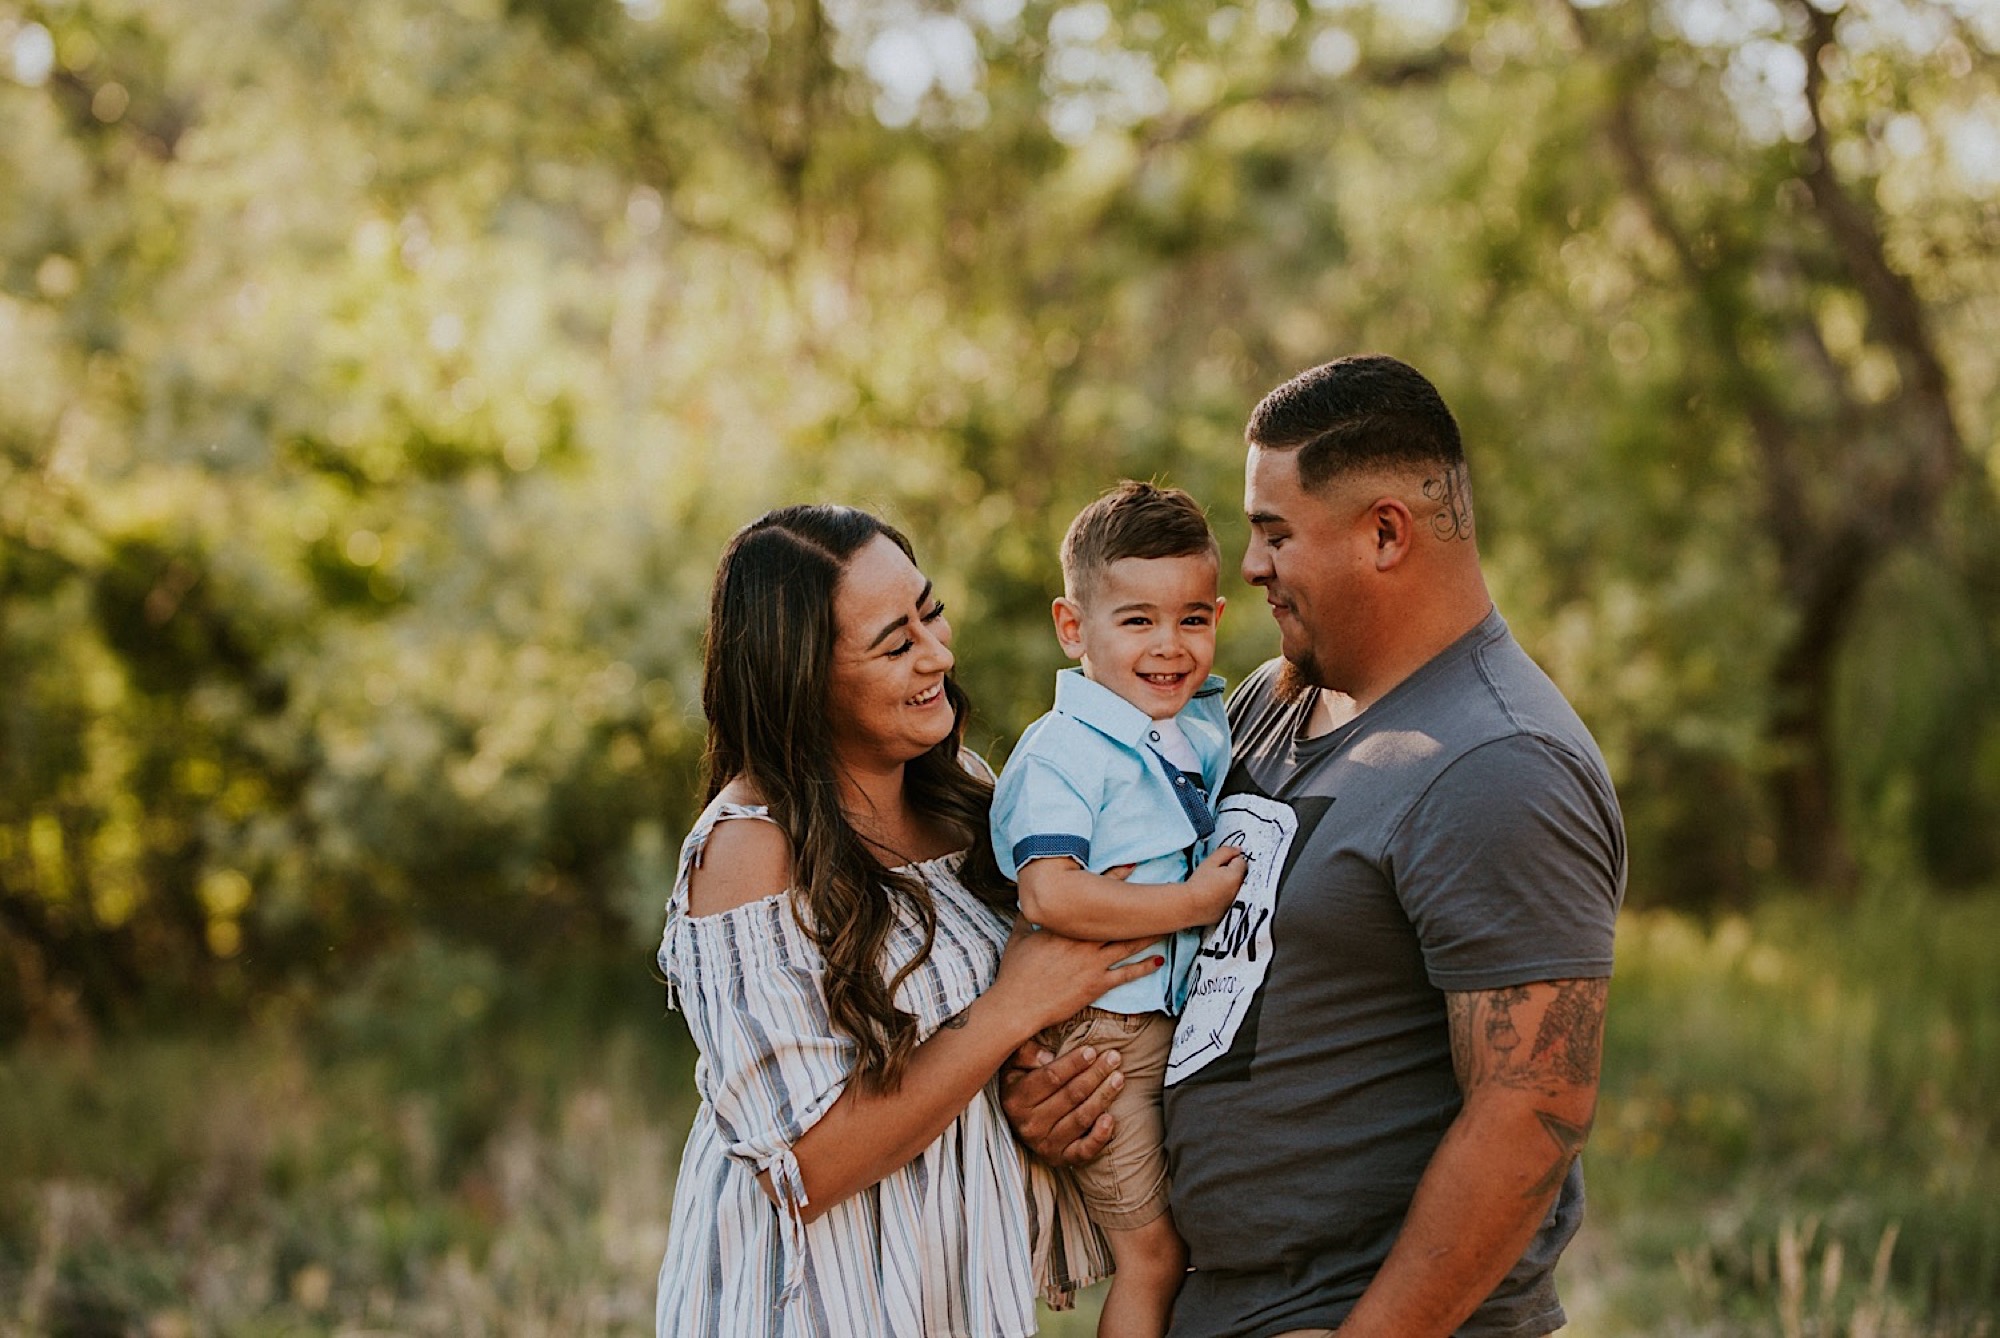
left=1004, top=354, right=1625, bottom=1337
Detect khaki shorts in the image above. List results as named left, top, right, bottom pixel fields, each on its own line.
left=1035, top=1006, right=1175, bottom=1230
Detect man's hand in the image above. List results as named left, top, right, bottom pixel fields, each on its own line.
left=998, top=1040, right=1124, bottom=1165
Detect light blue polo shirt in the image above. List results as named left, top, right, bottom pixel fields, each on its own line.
left=991, top=668, right=1232, bottom=1015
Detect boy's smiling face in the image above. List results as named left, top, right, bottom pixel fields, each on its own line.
left=1054, top=553, right=1224, bottom=721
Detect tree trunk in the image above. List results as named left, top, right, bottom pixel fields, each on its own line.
left=1766, top=629, right=1855, bottom=891
left=1568, top=0, right=1971, bottom=895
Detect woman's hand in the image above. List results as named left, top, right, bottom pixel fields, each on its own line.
left=989, top=919, right=1160, bottom=1034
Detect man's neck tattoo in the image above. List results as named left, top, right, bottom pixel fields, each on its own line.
left=1423, top=467, right=1474, bottom=541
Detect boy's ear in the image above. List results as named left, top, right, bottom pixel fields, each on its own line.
left=1051, top=596, right=1088, bottom=660
left=1213, top=593, right=1227, bottom=626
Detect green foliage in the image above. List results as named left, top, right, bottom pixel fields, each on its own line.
left=1586, top=883, right=2000, bottom=1333
left=0, top=0, right=1995, bottom=1027
left=0, top=944, right=693, bottom=1336
left=1836, top=548, right=2000, bottom=887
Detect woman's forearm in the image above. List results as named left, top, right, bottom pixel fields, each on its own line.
left=765, top=985, right=1033, bottom=1222
left=761, top=922, right=1163, bottom=1221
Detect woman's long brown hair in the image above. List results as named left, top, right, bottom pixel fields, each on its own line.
left=701, top=506, right=1011, bottom=1091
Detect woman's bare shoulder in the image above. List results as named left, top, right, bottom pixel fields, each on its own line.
left=688, top=783, right=794, bottom=917
left=715, top=776, right=764, bottom=808
left=957, top=747, right=996, bottom=785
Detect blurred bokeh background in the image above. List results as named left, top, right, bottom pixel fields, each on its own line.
left=1, top=0, right=1996, bottom=1332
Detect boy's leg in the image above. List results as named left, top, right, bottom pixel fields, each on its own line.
left=1066, top=1013, right=1184, bottom=1338
left=1098, top=1213, right=1188, bottom=1338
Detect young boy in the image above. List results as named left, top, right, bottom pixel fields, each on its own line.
left=991, top=481, right=1246, bottom=1338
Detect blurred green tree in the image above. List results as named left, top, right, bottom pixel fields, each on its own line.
left=1557, top=0, right=1996, bottom=891
left=0, top=0, right=1994, bottom=1032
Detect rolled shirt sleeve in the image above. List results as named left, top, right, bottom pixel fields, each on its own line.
left=666, top=900, right=853, bottom=1307
left=991, top=747, right=1101, bottom=881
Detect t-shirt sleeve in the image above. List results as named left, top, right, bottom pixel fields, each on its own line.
left=1388, top=734, right=1624, bottom=992
left=668, top=910, right=853, bottom=1170
left=990, top=741, right=1101, bottom=881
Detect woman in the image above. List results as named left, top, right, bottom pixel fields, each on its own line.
left=657, top=505, right=1155, bottom=1336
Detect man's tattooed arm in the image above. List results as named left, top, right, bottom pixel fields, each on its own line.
left=1318, top=976, right=1611, bottom=1333
left=1445, top=978, right=1608, bottom=1200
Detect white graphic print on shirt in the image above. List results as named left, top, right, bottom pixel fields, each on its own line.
left=1166, top=792, right=1295, bottom=1085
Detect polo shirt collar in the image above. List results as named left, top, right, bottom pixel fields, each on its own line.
left=1049, top=667, right=1223, bottom=749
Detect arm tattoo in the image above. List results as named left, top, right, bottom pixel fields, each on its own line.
left=1448, top=979, right=1608, bottom=1199
left=1526, top=1109, right=1591, bottom=1198
left=941, top=1009, right=970, bottom=1030
left=1484, top=985, right=1529, bottom=1063
left=1529, top=979, right=1605, bottom=1087
left=1422, top=465, right=1475, bottom=541
left=1448, top=979, right=1606, bottom=1095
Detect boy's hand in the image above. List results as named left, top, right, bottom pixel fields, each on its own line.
left=1185, top=843, right=1247, bottom=924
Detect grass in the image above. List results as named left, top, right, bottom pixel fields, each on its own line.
left=1564, top=882, right=2000, bottom=1336
left=0, top=944, right=694, bottom=1337
left=2, top=886, right=1996, bottom=1336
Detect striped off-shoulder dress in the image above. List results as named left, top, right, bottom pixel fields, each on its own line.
left=655, top=797, right=1112, bottom=1337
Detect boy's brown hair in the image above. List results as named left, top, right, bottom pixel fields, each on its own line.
left=1059, top=480, right=1219, bottom=604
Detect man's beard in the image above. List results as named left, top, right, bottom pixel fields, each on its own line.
left=1274, top=656, right=1327, bottom=704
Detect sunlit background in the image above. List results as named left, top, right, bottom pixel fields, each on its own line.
left=1, top=0, right=1996, bottom=1332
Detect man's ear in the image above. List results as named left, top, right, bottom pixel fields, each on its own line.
left=1371, top=497, right=1417, bottom=571
left=1052, top=596, right=1088, bottom=660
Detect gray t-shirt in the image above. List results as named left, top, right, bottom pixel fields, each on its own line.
left=1162, top=609, right=1625, bottom=1338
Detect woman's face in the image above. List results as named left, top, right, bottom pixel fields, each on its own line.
left=826, top=533, right=957, bottom=773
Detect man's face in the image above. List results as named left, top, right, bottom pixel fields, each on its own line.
left=1241, top=444, right=1370, bottom=693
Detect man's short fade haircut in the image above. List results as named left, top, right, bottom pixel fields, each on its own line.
left=1246, top=354, right=1465, bottom=493
left=1060, top=480, right=1218, bottom=603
